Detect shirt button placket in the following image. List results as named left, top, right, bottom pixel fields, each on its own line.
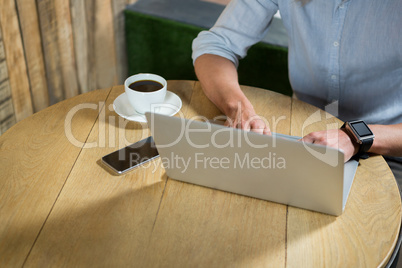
left=327, top=1, right=348, bottom=102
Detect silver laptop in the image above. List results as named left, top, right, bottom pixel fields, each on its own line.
left=145, top=113, right=358, bottom=216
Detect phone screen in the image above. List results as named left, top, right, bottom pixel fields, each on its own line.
left=101, top=136, right=159, bottom=174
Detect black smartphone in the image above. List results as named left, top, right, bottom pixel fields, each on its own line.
left=101, top=136, right=159, bottom=175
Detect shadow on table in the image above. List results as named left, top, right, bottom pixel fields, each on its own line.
left=139, top=179, right=335, bottom=266
left=3, top=180, right=166, bottom=266
left=4, top=176, right=337, bottom=267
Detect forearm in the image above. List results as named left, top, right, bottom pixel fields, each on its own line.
left=194, top=54, right=270, bottom=134
left=369, top=124, right=402, bottom=157
left=194, top=54, right=254, bottom=115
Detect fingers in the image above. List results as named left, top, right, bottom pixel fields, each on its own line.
left=301, top=130, right=358, bottom=162
left=224, top=115, right=271, bottom=135
left=248, top=119, right=269, bottom=135
left=263, top=126, right=272, bottom=135
left=224, top=116, right=241, bottom=128
left=301, top=132, right=325, bottom=145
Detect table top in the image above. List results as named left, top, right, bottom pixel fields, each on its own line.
left=0, top=80, right=400, bottom=267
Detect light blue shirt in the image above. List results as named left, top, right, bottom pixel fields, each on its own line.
left=192, top=0, right=402, bottom=125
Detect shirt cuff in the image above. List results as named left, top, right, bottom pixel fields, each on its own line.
left=192, top=31, right=240, bottom=68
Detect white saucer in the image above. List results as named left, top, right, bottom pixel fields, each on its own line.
left=113, top=91, right=182, bottom=123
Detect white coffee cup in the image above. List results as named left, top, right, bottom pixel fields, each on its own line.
left=124, top=73, right=167, bottom=114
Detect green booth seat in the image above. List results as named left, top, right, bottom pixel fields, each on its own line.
left=125, top=0, right=292, bottom=96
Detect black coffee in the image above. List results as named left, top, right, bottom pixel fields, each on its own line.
left=129, top=80, right=163, bottom=92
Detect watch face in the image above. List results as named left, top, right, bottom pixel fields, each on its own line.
left=350, top=121, right=373, bottom=137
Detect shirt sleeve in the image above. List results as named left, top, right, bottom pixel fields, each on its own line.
left=192, top=0, right=279, bottom=67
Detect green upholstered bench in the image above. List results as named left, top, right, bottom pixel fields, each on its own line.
left=125, top=0, right=292, bottom=96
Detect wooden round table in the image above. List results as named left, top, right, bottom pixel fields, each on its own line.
left=0, top=81, right=400, bottom=267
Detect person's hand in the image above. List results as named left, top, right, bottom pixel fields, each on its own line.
left=301, top=129, right=359, bottom=162
left=224, top=103, right=271, bottom=135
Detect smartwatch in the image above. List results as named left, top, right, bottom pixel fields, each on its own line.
left=341, top=120, right=375, bottom=159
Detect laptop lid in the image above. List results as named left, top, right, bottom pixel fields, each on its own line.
left=146, top=113, right=358, bottom=216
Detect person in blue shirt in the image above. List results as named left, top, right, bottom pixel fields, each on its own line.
left=192, top=0, right=402, bottom=182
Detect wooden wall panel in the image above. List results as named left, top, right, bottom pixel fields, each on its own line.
left=0, top=26, right=16, bottom=135
left=111, top=0, right=139, bottom=84
left=84, top=0, right=99, bottom=92
left=0, top=80, right=16, bottom=136
left=0, top=0, right=137, bottom=134
left=37, top=0, right=79, bottom=105
left=0, top=40, right=5, bottom=60
left=71, top=0, right=123, bottom=92
left=0, top=60, right=8, bottom=81
left=54, top=0, right=79, bottom=99
left=0, top=80, right=11, bottom=102
left=37, top=0, right=65, bottom=104
left=70, top=0, right=90, bottom=93
left=0, top=0, right=34, bottom=122
left=112, top=0, right=128, bottom=84
left=93, top=0, right=119, bottom=89
left=16, top=0, right=50, bottom=112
